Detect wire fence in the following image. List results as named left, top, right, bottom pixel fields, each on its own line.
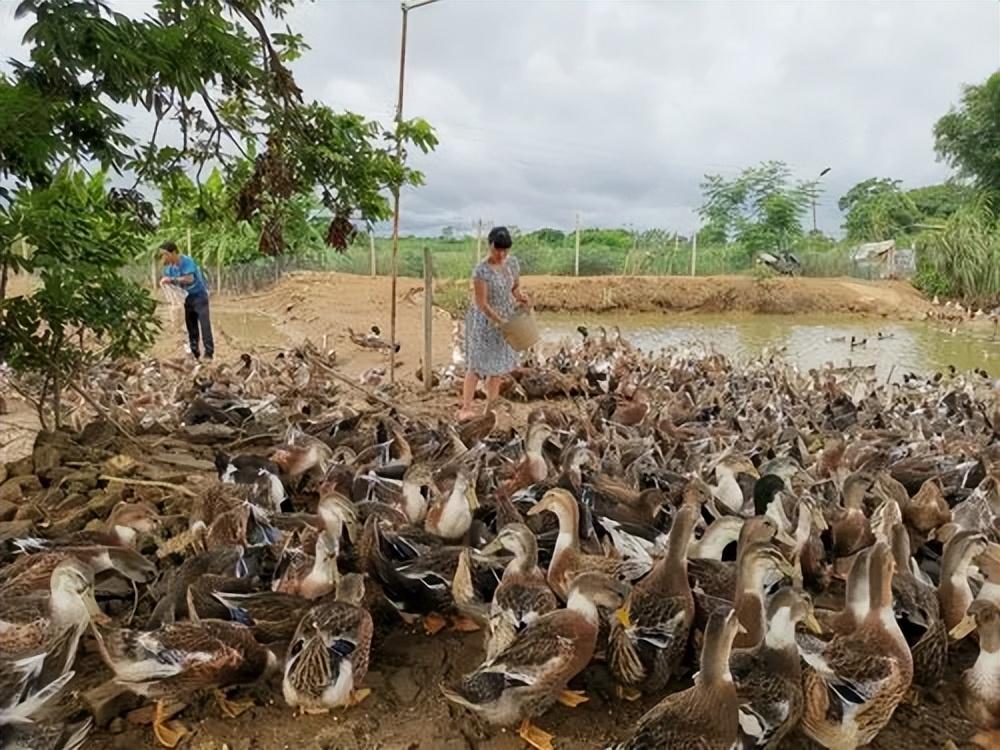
left=121, top=236, right=888, bottom=297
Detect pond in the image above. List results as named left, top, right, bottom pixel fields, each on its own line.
left=538, top=312, right=1000, bottom=382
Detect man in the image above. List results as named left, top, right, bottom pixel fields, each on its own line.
left=160, top=240, right=214, bottom=361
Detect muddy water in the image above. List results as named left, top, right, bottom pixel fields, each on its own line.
left=539, top=312, right=1000, bottom=381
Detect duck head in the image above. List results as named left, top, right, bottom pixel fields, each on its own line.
left=482, top=523, right=538, bottom=569
left=50, top=559, right=110, bottom=627
left=565, top=572, right=630, bottom=626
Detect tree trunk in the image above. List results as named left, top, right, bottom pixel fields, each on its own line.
left=0, top=257, right=8, bottom=303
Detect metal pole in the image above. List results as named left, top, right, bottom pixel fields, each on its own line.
left=574, top=212, right=581, bottom=276
left=422, top=246, right=433, bottom=392
left=388, top=0, right=440, bottom=384
left=388, top=5, right=409, bottom=384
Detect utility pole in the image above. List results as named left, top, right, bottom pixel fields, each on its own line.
left=813, top=166, right=832, bottom=234
left=574, top=212, right=581, bottom=276
left=388, top=0, right=440, bottom=384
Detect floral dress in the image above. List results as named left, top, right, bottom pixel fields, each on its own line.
left=465, top=256, right=521, bottom=376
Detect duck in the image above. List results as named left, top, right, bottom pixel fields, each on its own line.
left=214, top=451, right=286, bottom=513
left=0, top=545, right=156, bottom=598
left=0, top=649, right=79, bottom=725
left=850, top=336, right=867, bottom=349
left=950, top=599, right=1000, bottom=748
left=502, top=421, right=555, bottom=495
left=709, top=455, right=759, bottom=515
left=731, top=587, right=821, bottom=749
left=424, top=469, right=479, bottom=542
left=273, top=530, right=341, bottom=600
left=13, top=501, right=162, bottom=550
left=800, top=541, right=913, bottom=749
left=93, top=619, right=277, bottom=747
left=365, top=516, right=501, bottom=634
left=0, top=559, right=109, bottom=660
left=198, top=588, right=315, bottom=643
left=479, top=523, right=558, bottom=660
left=526, top=488, right=649, bottom=601
left=348, top=325, right=399, bottom=353
left=607, top=607, right=743, bottom=750
left=282, top=573, right=374, bottom=713
left=888, top=523, right=947, bottom=687
left=939, top=530, right=989, bottom=632
left=608, top=502, right=698, bottom=698
left=0, top=718, right=93, bottom=750
left=443, top=573, right=629, bottom=750
left=271, top=440, right=334, bottom=483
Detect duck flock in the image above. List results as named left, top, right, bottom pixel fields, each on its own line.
left=4, top=332, right=1000, bottom=750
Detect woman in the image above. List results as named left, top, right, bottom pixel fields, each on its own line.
left=458, top=226, right=529, bottom=421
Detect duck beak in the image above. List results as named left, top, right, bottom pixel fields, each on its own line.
left=615, top=606, right=632, bottom=629
left=464, top=482, right=480, bottom=512
left=950, top=613, right=977, bottom=641
left=85, top=590, right=112, bottom=625
left=804, top=612, right=823, bottom=635
left=526, top=497, right=549, bottom=517
left=480, top=537, right=504, bottom=555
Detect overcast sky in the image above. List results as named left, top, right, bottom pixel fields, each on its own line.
left=3, top=0, right=998, bottom=236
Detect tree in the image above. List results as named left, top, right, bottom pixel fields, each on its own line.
left=698, top=161, right=817, bottom=253
left=838, top=177, right=920, bottom=242
left=0, top=0, right=437, bottom=424
left=906, top=182, right=973, bottom=223
left=0, top=167, right=159, bottom=428
left=934, top=72, right=1000, bottom=194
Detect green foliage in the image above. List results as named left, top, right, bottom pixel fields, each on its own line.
left=838, top=177, right=921, bottom=241
left=698, top=161, right=817, bottom=252
left=906, top=182, right=973, bottom=222
left=934, top=72, right=1000, bottom=194
left=0, top=167, right=159, bottom=427
left=916, top=193, right=1000, bottom=305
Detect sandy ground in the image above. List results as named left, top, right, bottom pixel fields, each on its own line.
left=0, top=272, right=931, bottom=466
left=2, top=271, right=982, bottom=749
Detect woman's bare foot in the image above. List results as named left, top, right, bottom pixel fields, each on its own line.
left=456, top=408, right=478, bottom=422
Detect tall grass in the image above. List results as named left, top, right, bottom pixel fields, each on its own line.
left=917, top=194, right=1000, bottom=306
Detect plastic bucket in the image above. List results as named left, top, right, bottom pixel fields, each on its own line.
left=502, top=311, right=540, bottom=351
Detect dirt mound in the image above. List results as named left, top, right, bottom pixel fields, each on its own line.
left=529, top=274, right=930, bottom=317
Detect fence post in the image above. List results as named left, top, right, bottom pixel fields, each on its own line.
left=690, top=230, right=698, bottom=277
left=475, top=218, right=482, bottom=264
left=216, top=259, right=222, bottom=294
left=574, top=212, right=581, bottom=276
left=369, top=231, right=377, bottom=277
left=422, top=246, right=433, bottom=392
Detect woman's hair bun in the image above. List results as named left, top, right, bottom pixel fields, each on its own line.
left=488, top=226, right=513, bottom=249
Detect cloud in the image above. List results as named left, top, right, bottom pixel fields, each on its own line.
left=3, top=0, right=997, bottom=236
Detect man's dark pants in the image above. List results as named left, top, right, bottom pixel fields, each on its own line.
left=184, top=292, right=214, bottom=359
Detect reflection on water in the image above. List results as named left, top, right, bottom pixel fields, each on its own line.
left=538, top=313, right=1000, bottom=381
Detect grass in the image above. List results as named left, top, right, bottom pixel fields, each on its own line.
left=122, top=232, right=876, bottom=296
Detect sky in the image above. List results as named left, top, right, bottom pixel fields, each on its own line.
left=2, top=0, right=998, bottom=237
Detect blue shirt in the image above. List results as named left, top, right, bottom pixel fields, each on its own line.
left=165, top=255, right=207, bottom=296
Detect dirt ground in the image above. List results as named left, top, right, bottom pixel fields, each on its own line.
left=152, top=272, right=932, bottom=365
left=1, top=271, right=982, bottom=749
left=0, top=272, right=934, bottom=467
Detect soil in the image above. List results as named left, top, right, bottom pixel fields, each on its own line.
left=4, top=272, right=974, bottom=750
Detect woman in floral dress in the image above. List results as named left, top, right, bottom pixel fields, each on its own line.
left=458, top=226, right=529, bottom=421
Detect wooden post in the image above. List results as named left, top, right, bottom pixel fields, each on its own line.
left=216, top=256, right=222, bottom=294
left=574, top=212, right=581, bottom=276
left=369, top=230, right=377, bottom=277
left=422, top=246, right=433, bottom=392
left=690, top=230, right=698, bottom=277
left=476, top=219, right=483, bottom=263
